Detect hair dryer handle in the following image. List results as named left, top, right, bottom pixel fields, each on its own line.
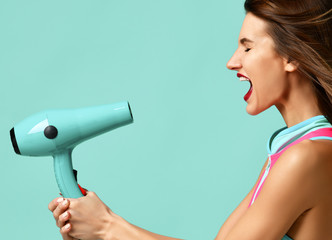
left=53, top=150, right=85, bottom=198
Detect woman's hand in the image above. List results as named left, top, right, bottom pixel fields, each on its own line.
left=49, top=192, right=181, bottom=240
left=49, top=192, right=115, bottom=240
left=50, top=191, right=134, bottom=240
left=64, top=191, right=115, bottom=240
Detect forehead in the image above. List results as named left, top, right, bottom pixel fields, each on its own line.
left=239, top=13, right=270, bottom=43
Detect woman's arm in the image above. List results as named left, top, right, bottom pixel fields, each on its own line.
left=48, top=157, right=270, bottom=240
left=215, top=158, right=268, bottom=240
left=130, top=225, right=182, bottom=240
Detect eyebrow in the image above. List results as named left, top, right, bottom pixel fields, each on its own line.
left=240, top=38, right=254, bottom=44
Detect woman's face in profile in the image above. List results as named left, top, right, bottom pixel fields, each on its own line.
left=227, top=13, right=290, bottom=116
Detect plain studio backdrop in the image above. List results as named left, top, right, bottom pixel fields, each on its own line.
left=0, top=0, right=284, bottom=239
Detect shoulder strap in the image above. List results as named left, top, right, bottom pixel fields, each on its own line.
left=274, top=127, right=332, bottom=156
left=249, top=127, right=332, bottom=208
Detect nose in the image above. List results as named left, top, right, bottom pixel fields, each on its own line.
left=226, top=49, right=242, bottom=71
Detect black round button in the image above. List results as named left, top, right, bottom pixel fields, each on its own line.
left=44, top=125, right=58, bottom=139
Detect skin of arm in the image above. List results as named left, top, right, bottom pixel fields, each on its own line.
left=49, top=140, right=327, bottom=240
left=223, top=140, right=325, bottom=240
left=215, top=158, right=268, bottom=240
left=129, top=225, right=183, bottom=240
left=49, top=160, right=268, bottom=240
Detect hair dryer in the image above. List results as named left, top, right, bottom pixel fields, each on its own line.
left=10, top=101, right=133, bottom=198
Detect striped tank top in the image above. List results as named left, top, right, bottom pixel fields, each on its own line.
left=248, top=115, right=332, bottom=240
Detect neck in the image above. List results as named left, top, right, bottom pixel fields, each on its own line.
left=275, top=73, right=322, bottom=127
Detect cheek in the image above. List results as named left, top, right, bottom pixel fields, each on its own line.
left=245, top=53, right=286, bottom=93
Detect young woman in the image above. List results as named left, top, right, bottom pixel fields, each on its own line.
left=48, top=0, right=332, bottom=239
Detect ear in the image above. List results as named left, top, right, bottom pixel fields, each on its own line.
left=284, top=58, right=299, bottom=72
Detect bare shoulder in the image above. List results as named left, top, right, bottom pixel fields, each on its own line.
left=279, top=139, right=332, bottom=168
left=275, top=139, right=332, bottom=200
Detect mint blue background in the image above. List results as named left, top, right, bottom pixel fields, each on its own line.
left=0, top=0, right=284, bottom=239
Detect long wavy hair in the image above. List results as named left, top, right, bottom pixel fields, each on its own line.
left=244, top=0, right=332, bottom=123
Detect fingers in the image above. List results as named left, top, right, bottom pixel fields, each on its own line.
left=60, top=222, right=72, bottom=236
left=60, top=223, right=81, bottom=240
left=58, top=210, right=71, bottom=228
left=48, top=197, right=64, bottom=212
left=49, top=197, right=75, bottom=240
left=53, top=198, right=70, bottom=227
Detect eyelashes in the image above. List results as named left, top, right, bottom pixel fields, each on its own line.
left=245, top=48, right=251, bottom=52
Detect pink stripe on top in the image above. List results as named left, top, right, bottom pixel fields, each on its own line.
left=249, top=128, right=332, bottom=207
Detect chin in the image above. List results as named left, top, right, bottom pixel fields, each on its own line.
left=246, top=109, right=260, bottom=116
left=246, top=104, right=268, bottom=116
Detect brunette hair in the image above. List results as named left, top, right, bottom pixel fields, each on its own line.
left=244, top=0, right=332, bottom=123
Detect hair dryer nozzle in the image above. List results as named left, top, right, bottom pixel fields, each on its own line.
left=10, top=128, right=21, bottom=155
left=128, top=102, right=133, bottom=120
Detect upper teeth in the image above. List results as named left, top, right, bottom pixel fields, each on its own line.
left=239, top=76, right=250, bottom=81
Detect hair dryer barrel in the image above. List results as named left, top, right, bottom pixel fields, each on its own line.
left=77, top=102, right=133, bottom=141
left=55, top=101, right=133, bottom=148
left=10, top=101, right=133, bottom=156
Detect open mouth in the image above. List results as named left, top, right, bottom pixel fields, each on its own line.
left=237, top=73, right=253, bottom=101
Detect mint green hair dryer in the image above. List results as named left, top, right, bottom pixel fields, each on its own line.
left=10, top=101, right=133, bottom=198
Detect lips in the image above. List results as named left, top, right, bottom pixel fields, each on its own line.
left=237, top=73, right=253, bottom=101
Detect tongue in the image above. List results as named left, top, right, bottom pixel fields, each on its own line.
left=244, top=81, right=253, bottom=101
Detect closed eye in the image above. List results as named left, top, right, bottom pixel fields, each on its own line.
left=245, top=48, right=251, bottom=52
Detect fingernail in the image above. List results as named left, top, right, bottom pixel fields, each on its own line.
left=63, top=211, right=68, bottom=218
left=65, top=223, right=70, bottom=229
left=57, top=198, right=64, bottom=203
left=62, top=199, right=68, bottom=206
